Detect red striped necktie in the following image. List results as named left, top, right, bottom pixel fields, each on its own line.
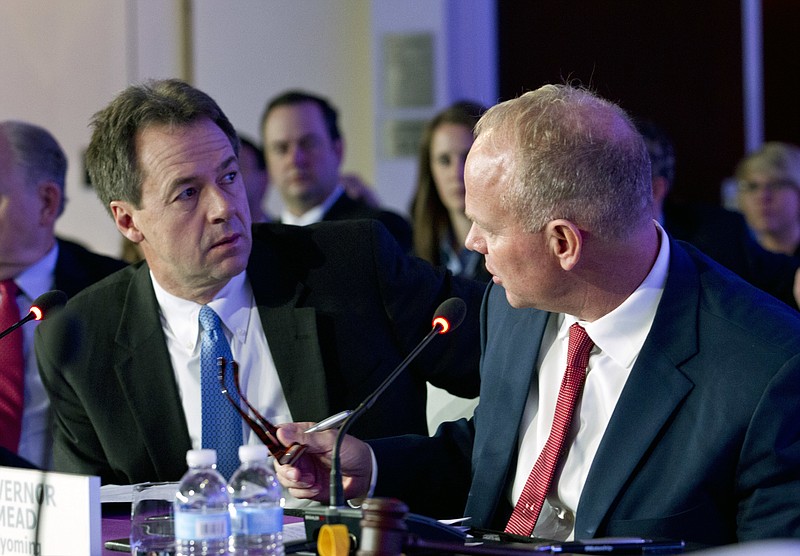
left=0, top=279, right=25, bottom=452
left=505, top=322, right=594, bottom=537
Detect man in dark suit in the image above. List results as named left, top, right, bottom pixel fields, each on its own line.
left=261, top=90, right=413, bottom=252
left=34, top=79, right=482, bottom=485
left=0, top=120, right=126, bottom=469
left=275, top=85, right=800, bottom=546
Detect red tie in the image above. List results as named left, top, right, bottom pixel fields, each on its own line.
left=0, top=279, right=25, bottom=452
left=505, top=323, right=595, bottom=537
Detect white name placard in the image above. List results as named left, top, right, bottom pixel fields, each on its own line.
left=0, top=466, right=100, bottom=556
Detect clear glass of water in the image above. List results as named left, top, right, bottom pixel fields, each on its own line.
left=130, top=482, right=178, bottom=555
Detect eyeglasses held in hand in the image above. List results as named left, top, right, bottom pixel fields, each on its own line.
left=217, top=356, right=306, bottom=465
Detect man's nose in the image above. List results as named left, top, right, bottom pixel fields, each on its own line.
left=465, top=222, right=486, bottom=254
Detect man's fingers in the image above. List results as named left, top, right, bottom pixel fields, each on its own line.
left=287, top=486, right=322, bottom=499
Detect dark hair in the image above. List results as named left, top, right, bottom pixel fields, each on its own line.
left=86, top=79, right=239, bottom=215
left=0, top=120, right=68, bottom=215
left=260, top=90, right=341, bottom=143
left=410, top=101, right=485, bottom=265
left=238, top=133, right=266, bottom=171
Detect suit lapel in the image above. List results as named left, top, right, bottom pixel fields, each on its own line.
left=259, top=303, right=330, bottom=422
left=113, top=264, right=191, bottom=477
left=467, top=294, right=550, bottom=526
left=247, top=233, right=330, bottom=422
left=574, top=240, right=700, bottom=538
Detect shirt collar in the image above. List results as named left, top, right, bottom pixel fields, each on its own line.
left=14, top=242, right=59, bottom=303
left=568, top=221, right=670, bottom=369
left=281, top=184, right=345, bottom=226
left=151, top=270, right=252, bottom=352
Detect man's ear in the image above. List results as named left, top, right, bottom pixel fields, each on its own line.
left=545, top=219, right=582, bottom=271
left=110, top=201, right=144, bottom=243
left=37, top=181, right=62, bottom=226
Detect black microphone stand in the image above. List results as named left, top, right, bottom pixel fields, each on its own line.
left=0, top=311, right=37, bottom=340
left=0, top=290, right=67, bottom=340
left=329, top=320, right=447, bottom=508
left=301, top=298, right=467, bottom=548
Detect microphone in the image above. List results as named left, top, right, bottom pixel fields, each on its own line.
left=327, top=297, right=467, bottom=508
left=0, top=290, right=68, bottom=340
left=299, top=299, right=469, bottom=549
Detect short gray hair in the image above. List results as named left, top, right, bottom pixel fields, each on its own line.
left=0, top=120, right=67, bottom=215
left=475, top=84, right=652, bottom=240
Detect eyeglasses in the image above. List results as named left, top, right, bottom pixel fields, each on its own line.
left=737, top=179, right=798, bottom=194
left=217, top=357, right=306, bottom=465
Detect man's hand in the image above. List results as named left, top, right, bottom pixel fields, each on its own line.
left=275, top=422, right=374, bottom=502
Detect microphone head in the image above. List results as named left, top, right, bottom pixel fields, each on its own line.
left=431, top=297, right=467, bottom=334
left=29, top=290, right=68, bottom=321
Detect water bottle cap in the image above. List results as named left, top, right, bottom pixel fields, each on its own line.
left=238, top=444, right=269, bottom=463
left=186, top=448, right=217, bottom=467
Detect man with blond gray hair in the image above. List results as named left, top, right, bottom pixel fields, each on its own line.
left=275, top=84, right=800, bottom=547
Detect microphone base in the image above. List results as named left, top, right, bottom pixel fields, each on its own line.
left=302, top=505, right=363, bottom=550
left=301, top=500, right=467, bottom=553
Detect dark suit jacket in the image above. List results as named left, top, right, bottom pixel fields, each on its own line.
left=6, top=238, right=126, bottom=470
left=663, top=201, right=799, bottom=309
left=370, top=238, right=800, bottom=546
left=54, top=238, right=127, bottom=297
left=0, top=446, right=37, bottom=469
left=35, top=221, right=483, bottom=485
left=323, top=194, right=413, bottom=253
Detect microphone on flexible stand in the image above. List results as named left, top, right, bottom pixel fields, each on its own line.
left=329, top=296, right=467, bottom=509
left=0, top=290, right=68, bottom=340
left=302, top=298, right=469, bottom=549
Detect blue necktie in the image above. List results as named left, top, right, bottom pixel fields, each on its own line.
left=199, top=305, right=241, bottom=478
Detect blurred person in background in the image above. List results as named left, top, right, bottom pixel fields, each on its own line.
left=262, top=89, right=412, bottom=251
left=639, top=121, right=799, bottom=309
left=735, top=141, right=800, bottom=257
left=238, top=134, right=271, bottom=223
left=410, top=101, right=490, bottom=282
left=0, top=120, right=125, bottom=468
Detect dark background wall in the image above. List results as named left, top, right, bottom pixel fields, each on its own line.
left=763, top=0, right=799, bottom=144
left=497, top=0, right=798, bottom=206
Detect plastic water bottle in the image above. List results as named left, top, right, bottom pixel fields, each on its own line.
left=227, top=444, right=284, bottom=556
left=174, top=449, right=232, bottom=555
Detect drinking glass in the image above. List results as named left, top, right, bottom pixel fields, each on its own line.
left=130, top=482, right=178, bottom=555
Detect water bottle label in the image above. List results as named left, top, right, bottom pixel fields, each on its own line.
left=230, top=506, right=283, bottom=535
left=174, top=511, right=231, bottom=540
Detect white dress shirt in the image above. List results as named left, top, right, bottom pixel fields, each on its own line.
left=151, top=270, right=292, bottom=450
left=11, top=243, right=59, bottom=468
left=280, top=185, right=345, bottom=226
left=511, top=222, right=670, bottom=541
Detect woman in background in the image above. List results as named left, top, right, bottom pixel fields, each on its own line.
left=736, top=141, right=800, bottom=257
left=410, top=100, right=490, bottom=282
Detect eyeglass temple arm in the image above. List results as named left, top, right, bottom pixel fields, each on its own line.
left=231, top=360, right=281, bottom=437
left=217, top=357, right=306, bottom=466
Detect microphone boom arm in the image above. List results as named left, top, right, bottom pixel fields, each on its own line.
left=0, top=311, right=36, bottom=340
left=329, top=321, right=444, bottom=508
